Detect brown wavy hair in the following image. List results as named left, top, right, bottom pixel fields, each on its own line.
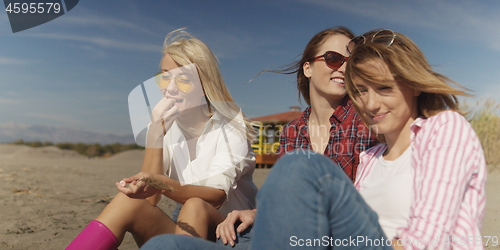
left=344, top=30, right=470, bottom=141
left=272, top=27, right=354, bottom=105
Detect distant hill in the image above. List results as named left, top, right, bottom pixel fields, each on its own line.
left=0, top=123, right=136, bottom=144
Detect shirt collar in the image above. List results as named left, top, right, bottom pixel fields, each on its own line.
left=301, top=96, right=352, bottom=125
left=301, top=106, right=311, bottom=124
left=169, top=111, right=221, bottom=144
left=330, top=96, right=353, bottom=124
left=209, top=111, right=220, bottom=121
left=410, top=116, right=427, bottom=142
left=410, top=116, right=426, bottom=132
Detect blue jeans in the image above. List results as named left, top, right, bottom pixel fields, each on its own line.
left=141, top=151, right=391, bottom=250
left=251, top=150, right=391, bottom=249
left=141, top=228, right=252, bottom=250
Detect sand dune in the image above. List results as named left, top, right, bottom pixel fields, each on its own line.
left=0, top=145, right=84, bottom=160
left=105, top=149, right=147, bottom=162
left=0, top=144, right=497, bottom=249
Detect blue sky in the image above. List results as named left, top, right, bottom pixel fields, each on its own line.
left=1, top=0, right=499, bottom=137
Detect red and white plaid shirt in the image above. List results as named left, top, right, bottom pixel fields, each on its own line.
left=276, top=96, right=378, bottom=181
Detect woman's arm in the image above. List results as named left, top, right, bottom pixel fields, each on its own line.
left=140, top=98, right=180, bottom=205
left=117, top=172, right=226, bottom=208
left=158, top=175, right=226, bottom=208
left=122, top=118, right=253, bottom=209
left=140, top=117, right=169, bottom=205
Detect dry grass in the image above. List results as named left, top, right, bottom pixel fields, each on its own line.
left=139, top=177, right=176, bottom=191
left=464, top=98, right=500, bottom=171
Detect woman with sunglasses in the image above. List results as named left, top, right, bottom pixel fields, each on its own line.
left=141, top=30, right=486, bottom=250
left=65, top=29, right=258, bottom=250
left=244, top=30, right=486, bottom=249
left=214, top=26, right=378, bottom=248
left=140, top=27, right=378, bottom=250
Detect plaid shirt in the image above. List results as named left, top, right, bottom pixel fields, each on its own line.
left=276, top=96, right=378, bottom=182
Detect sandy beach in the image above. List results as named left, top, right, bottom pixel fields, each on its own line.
left=0, top=144, right=498, bottom=249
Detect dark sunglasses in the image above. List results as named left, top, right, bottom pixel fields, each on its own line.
left=347, top=29, right=408, bottom=54
left=310, top=51, right=348, bottom=70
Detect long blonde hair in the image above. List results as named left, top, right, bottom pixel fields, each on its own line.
left=345, top=30, right=470, bottom=141
left=162, top=28, right=255, bottom=141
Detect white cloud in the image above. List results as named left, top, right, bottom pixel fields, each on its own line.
left=27, top=33, right=162, bottom=53
left=63, top=15, right=146, bottom=32
left=0, top=57, right=32, bottom=65
left=299, top=0, right=500, bottom=51
left=11, top=5, right=169, bottom=54
left=196, top=28, right=285, bottom=60
left=45, top=3, right=167, bottom=36
left=0, top=97, right=21, bottom=105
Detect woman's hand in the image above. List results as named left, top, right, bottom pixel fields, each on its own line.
left=116, top=172, right=162, bottom=199
left=216, top=209, right=256, bottom=246
left=391, top=239, right=404, bottom=250
left=151, top=98, right=179, bottom=132
left=146, top=98, right=179, bottom=148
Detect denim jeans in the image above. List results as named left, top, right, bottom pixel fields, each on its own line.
left=251, top=150, right=391, bottom=249
left=141, top=234, right=224, bottom=250
left=141, top=151, right=392, bottom=250
left=141, top=227, right=252, bottom=250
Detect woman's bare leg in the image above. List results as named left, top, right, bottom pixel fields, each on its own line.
left=95, top=192, right=176, bottom=247
left=175, top=197, right=226, bottom=241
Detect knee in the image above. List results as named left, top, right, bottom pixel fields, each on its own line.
left=178, top=198, right=211, bottom=218
left=273, top=150, right=345, bottom=180
left=111, top=192, right=149, bottom=208
left=104, top=192, right=155, bottom=217
left=259, top=151, right=347, bottom=201
left=183, top=197, right=211, bottom=210
left=95, top=193, right=154, bottom=235
left=271, top=150, right=330, bottom=181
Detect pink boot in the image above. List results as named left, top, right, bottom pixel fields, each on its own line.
left=65, top=220, right=118, bottom=250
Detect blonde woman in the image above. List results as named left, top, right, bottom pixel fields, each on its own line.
left=141, top=29, right=486, bottom=250
left=141, top=27, right=379, bottom=250
left=65, top=29, right=258, bottom=250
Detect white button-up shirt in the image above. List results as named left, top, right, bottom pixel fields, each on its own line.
left=164, top=111, right=258, bottom=215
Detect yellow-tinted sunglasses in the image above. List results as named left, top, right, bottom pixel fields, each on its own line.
left=155, top=72, right=194, bottom=93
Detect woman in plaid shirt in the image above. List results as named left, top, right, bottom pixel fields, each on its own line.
left=141, top=29, right=486, bottom=250
left=214, top=27, right=378, bottom=248
left=140, top=27, right=378, bottom=250
left=248, top=30, right=486, bottom=249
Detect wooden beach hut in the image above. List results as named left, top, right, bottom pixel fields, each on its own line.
left=250, top=106, right=302, bottom=168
